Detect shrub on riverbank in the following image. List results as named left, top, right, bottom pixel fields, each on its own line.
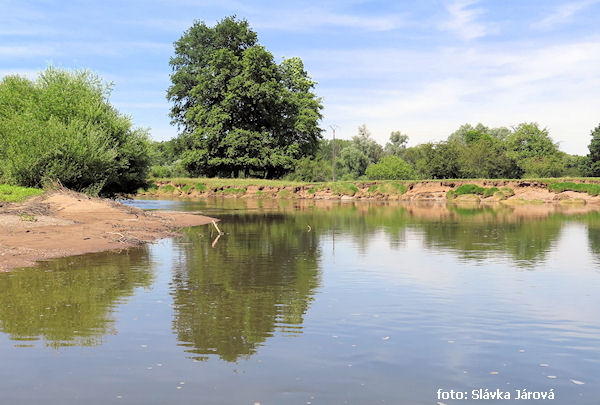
left=0, top=67, right=151, bottom=195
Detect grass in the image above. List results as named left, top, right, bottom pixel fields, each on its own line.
left=180, top=184, right=194, bottom=194
left=365, top=182, right=407, bottom=195
left=223, top=188, right=246, bottom=194
left=0, top=184, right=44, bottom=203
left=278, top=189, right=291, bottom=198
left=19, top=213, right=37, bottom=222
left=330, top=182, right=359, bottom=196
left=161, top=184, right=176, bottom=193
left=548, top=182, right=600, bottom=196
left=447, top=184, right=514, bottom=200
left=389, top=182, right=407, bottom=194
left=153, top=177, right=311, bottom=189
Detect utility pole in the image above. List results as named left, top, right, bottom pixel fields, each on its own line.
left=330, top=124, right=339, bottom=182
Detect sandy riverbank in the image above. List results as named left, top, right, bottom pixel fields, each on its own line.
left=0, top=190, right=216, bottom=271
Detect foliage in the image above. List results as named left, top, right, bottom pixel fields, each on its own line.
left=167, top=16, right=323, bottom=178
left=384, top=131, right=409, bottom=156
left=287, top=156, right=332, bottom=182
left=148, top=138, right=189, bottom=178
left=448, top=123, right=510, bottom=144
left=336, top=125, right=384, bottom=179
left=0, top=67, right=151, bottom=195
left=505, top=123, right=564, bottom=178
left=583, top=124, right=600, bottom=176
left=365, top=156, right=414, bottom=180
left=0, top=184, right=43, bottom=202
left=457, top=135, right=520, bottom=178
left=424, top=141, right=463, bottom=179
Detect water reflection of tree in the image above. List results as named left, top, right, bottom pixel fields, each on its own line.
left=198, top=199, right=594, bottom=267
left=258, top=202, right=566, bottom=265
left=0, top=247, right=153, bottom=348
left=170, top=214, right=321, bottom=362
left=585, top=212, right=600, bottom=258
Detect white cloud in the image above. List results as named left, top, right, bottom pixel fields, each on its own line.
left=315, top=38, right=600, bottom=154
left=440, top=0, right=491, bottom=40
left=253, top=9, right=406, bottom=32
left=534, top=0, right=600, bottom=29
left=0, top=69, right=39, bottom=80
left=0, top=45, right=56, bottom=57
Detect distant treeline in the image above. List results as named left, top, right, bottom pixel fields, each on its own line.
left=150, top=122, right=600, bottom=181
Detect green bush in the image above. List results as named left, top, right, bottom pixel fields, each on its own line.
left=365, top=156, right=414, bottom=180
left=150, top=165, right=172, bottom=178
left=0, top=67, right=151, bottom=195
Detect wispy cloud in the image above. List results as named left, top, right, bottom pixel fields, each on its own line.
left=315, top=37, right=600, bottom=153
left=253, top=9, right=406, bottom=32
left=440, top=0, right=491, bottom=40
left=0, top=45, right=57, bottom=57
left=0, top=69, right=40, bottom=80
left=534, top=0, right=600, bottom=29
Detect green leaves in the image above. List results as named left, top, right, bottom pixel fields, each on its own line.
left=0, top=67, right=151, bottom=195
left=168, top=16, right=323, bottom=178
left=366, top=156, right=415, bottom=180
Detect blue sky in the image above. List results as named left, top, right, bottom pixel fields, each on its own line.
left=2, top=0, right=600, bottom=154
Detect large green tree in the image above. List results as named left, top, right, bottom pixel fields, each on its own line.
left=167, top=16, right=323, bottom=178
left=584, top=124, right=600, bottom=176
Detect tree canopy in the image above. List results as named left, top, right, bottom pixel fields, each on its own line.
left=285, top=121, right=583, bottom=182
left=167, top=16, right=323, bottom=178
left=584, top=124, right=600, bottom=177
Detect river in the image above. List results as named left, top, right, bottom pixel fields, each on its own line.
left=0, top=199, right=598, bottom=404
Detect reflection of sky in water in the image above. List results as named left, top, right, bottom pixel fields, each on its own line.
left=0, top=200, right=599, bottom=404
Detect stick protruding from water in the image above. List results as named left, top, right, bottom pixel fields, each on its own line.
left=212, top=220, right=223, bottom=235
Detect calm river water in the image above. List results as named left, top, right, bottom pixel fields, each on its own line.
left=1, top=199, right=599, bottom=404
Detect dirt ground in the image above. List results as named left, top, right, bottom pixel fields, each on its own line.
left=0, top=190, right=216, bottom=271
